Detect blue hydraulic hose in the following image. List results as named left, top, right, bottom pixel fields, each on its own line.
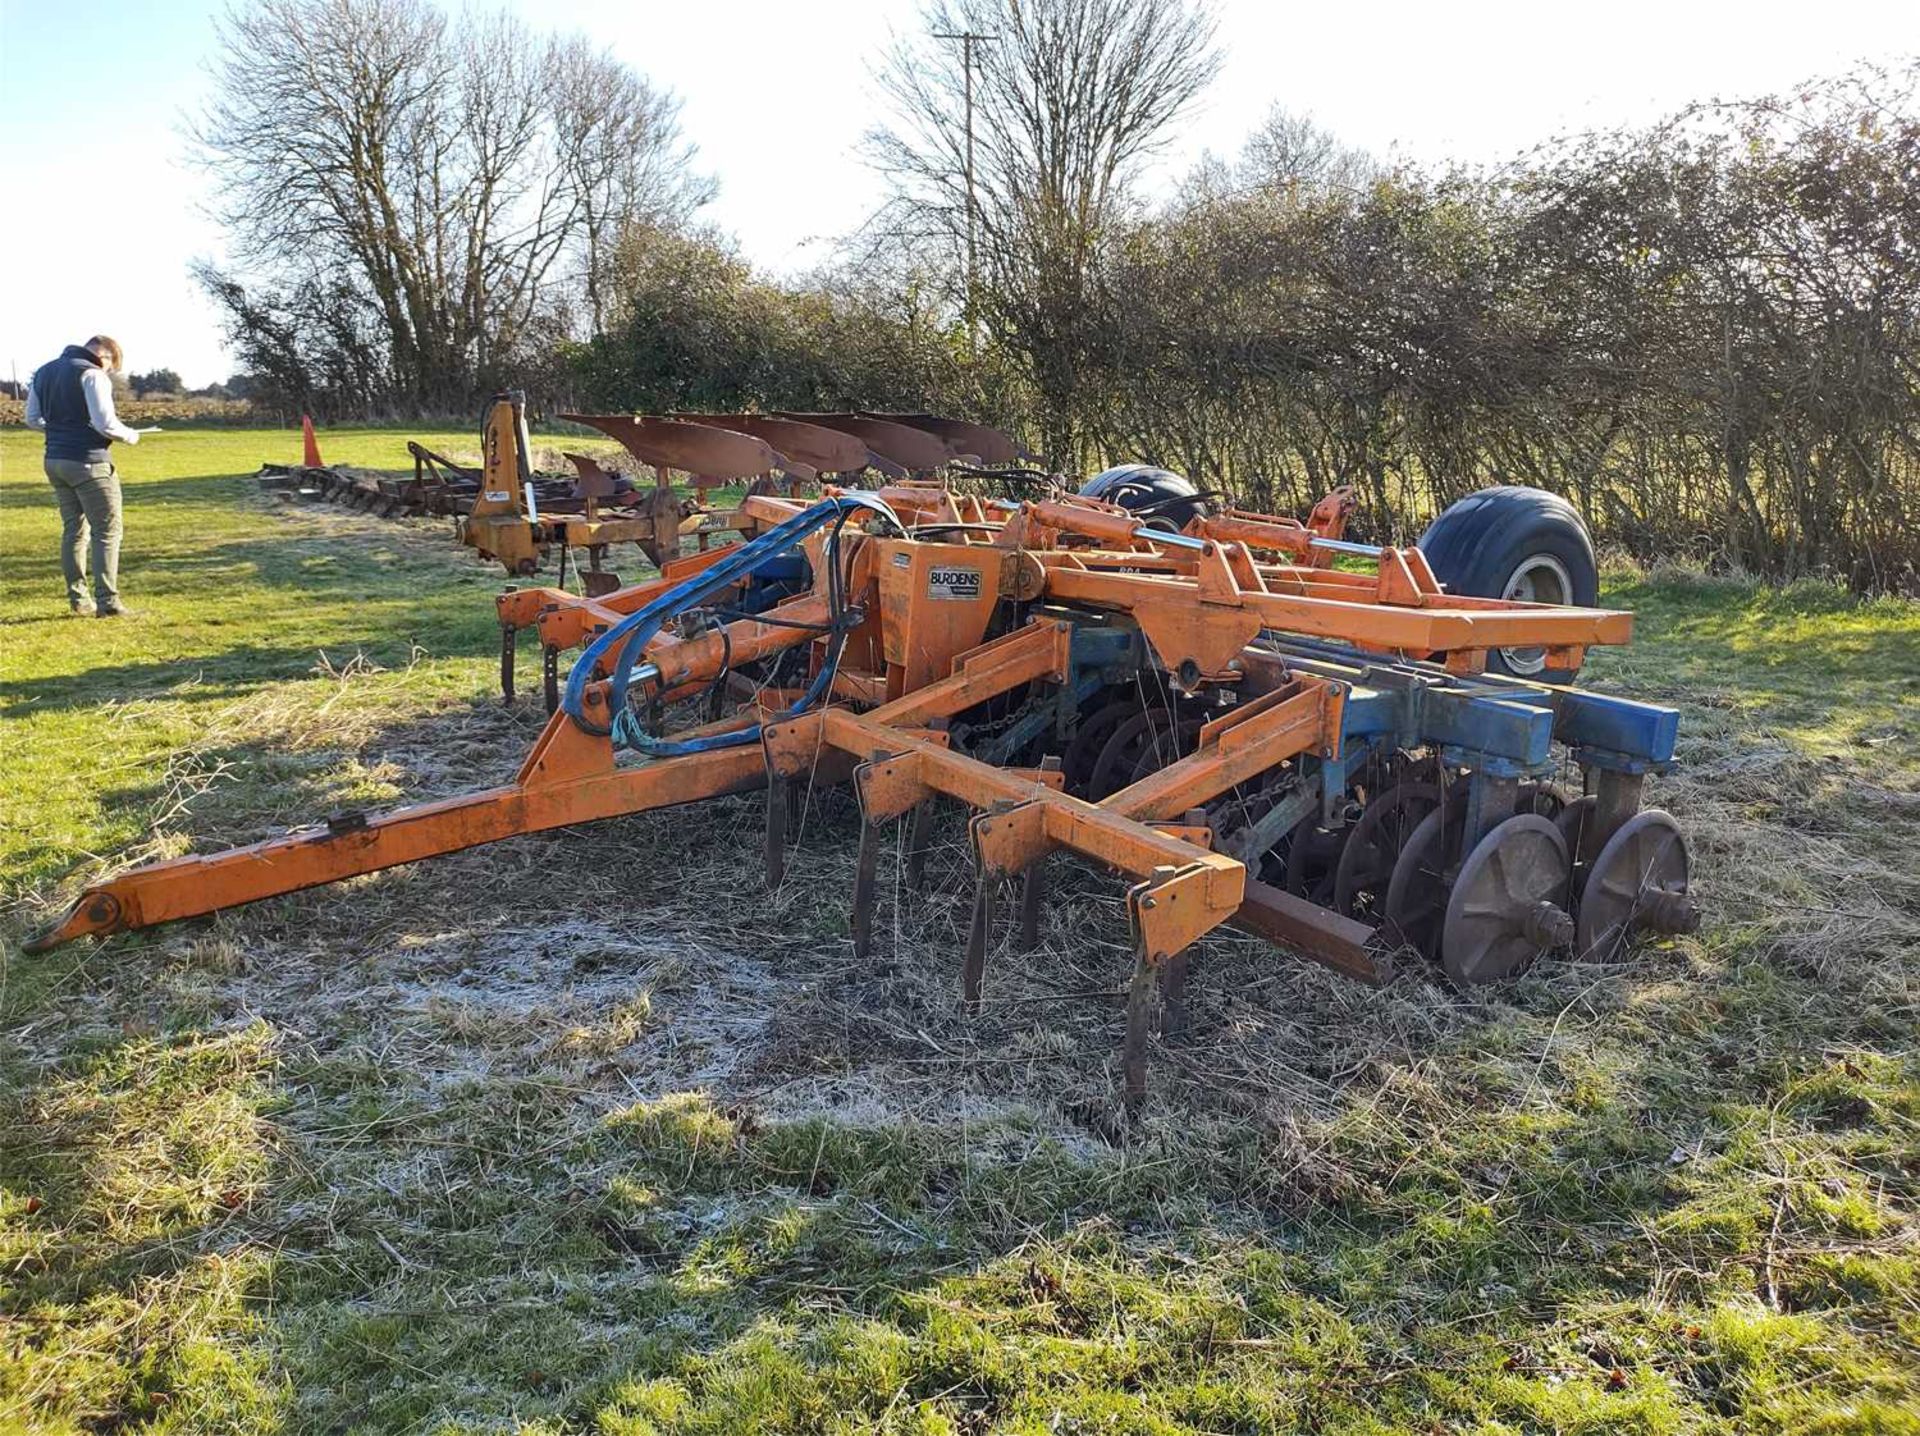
left=561, top=493, right=900, bottom=756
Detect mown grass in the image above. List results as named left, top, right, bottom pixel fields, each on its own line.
left=0, top=425, right=510, bottom=900
left=2, top=429, right=1916, bottom=1434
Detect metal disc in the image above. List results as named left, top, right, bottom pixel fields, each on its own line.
left=1576, top=809, right=1691, bottom=962
left=1064, top=696, right=1137, bottom=791
left=1126, top=718, right=1203, bottom=786
left=1382, top=805, right=1463, bottom=959
left=1555, top=793, right=1597, bottom=854
left=1280, top=809, right=1347, bottom=906
left=1333, top=782, right=1441, bottom=920
left=1554, top=792, right=1597, bottom=901
left=1441, top=815, right=1572, bottom=985
left=1514, top=780, right=1570, bottom=821
left=1088, top=706, right=1192, bottom=799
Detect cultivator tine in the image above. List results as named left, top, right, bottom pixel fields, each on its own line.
left=965, top=794, right=1055, bottom=1009
left=499, top=624, right=516, bottom=705
left=1018, top=857, right=1047, bottom=953
left=1016, top=759, right=1061, bottom=953
left=1152, top=809, right=1209, bottom=1034
left=851, top=817, right=883, bottom=960
left=1122, top=944, right=1159, bottom=1114
left=1158, top=950, right=1194, bottom=1038
left=898, top=718, right=948, bottom=888
left=542, top=646, right=561, bottom=715
left=904, top=801, right=935, bottom=887
left=963, top=871, right=995, bottom=1011
left=765, top=774, right=789, bottom=888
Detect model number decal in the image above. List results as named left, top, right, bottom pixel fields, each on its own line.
left=927, top=566, right=982, bottom=600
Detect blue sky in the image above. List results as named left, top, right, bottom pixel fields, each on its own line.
left=3, top=0, right=1913, bottom=387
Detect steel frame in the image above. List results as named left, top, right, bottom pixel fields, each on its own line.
left=30, top=477, right=1684, bottom=1104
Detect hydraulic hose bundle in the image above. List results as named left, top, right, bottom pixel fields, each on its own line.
left=559, top=493, right=900, bottom=756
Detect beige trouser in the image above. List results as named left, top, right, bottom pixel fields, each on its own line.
left=44, top=457, right=122, bottom=608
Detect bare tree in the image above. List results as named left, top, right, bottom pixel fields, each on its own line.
left=195, top=0, right=707, bottom=410
left=870, top=0, right=1220, bottom=464
left=1239, top=106, right=1378, bottom=194
left=547, top=33, right=715, bottom=333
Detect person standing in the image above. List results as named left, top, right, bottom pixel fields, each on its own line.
left=24, top=335, right=144, bottom=616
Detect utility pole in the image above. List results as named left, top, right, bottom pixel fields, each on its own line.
left=933, top=28, right=995, bottom=350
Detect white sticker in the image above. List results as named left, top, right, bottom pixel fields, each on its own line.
left=484, top=491, right=511, bottom=503
left=892, top=552, right=912, bottom=568
left=927, top=566, right=982, bottom=600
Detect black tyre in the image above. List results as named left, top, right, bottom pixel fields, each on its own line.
left=1419, top=486, right=1598, bottom=682
left=1079, top=464, right=1207, bottom=531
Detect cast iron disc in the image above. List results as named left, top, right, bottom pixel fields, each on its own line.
left=1514, top=780, right=1571, bottom=821
left=1090, top=702, right=1190, bottom=794
left=1441, top=814, right=1572, bottom=985
left=1281, top=808, right=1348, bottom=906
left=1555, top=793, right=1597, bottom=855
left=1576, top=808, right=1690, bottom=962
left=1333, top=781, right=1442, bottom=920
left=1554, top=793, right=1597, bottom=901
left=1064, top=696, right=1139, bottom=791
left=1382, top=805, right=1464, bottom=959
left=1126, top=718, right=1203, bottom=788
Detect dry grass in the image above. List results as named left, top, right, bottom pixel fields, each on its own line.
left=2, top=453, right=1916, bottom=1431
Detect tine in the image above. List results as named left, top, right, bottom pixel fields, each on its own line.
left=1018, top=756, right=1060, bottom=952
left=1158, top=950, right=1193, bottom=1037
left=1018, top=855, right=1046, bottom=953
left=764, top=775, right=788, bottom=889
left=962, top=869, right=994, bottom=1012
left=851, top=819, right=882, bottom=960
left=904, top=800, right=935, bottom=887
left=1123, top=944, right=1159, bottom=1115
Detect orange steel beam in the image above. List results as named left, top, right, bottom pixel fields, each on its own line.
left=799, top=710, right=1244, bottom=965
left=1100, top=677, right=1340, bottom=823
left=27, top=628, right=1068, bottom=954
left=25, top=700, right=766, bottom=952
left=1040, top=557, right=1629, bottom=656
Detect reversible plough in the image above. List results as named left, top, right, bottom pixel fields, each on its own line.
left=33, top=393, right=1700, bottom=1103
left=263, top=395, right=1028, bottom=597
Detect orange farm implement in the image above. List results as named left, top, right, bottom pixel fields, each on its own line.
left=263, top=395, right=1030, bottom=598
left=35, top=396, right=1698, bottom=1103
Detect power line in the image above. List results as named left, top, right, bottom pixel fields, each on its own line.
left=933, top=28, right=996, bottom=348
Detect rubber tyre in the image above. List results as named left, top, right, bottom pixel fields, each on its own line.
left=1419, top=485, right=1598, bottom=683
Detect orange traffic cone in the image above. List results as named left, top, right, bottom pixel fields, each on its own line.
left=301, top=415, right=324, bottom=469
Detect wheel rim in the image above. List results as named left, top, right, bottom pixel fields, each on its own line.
left=1497, top=553, right=1574, bottom=676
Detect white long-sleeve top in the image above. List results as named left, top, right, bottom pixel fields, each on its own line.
left=24, top=364, right=143, bottom=445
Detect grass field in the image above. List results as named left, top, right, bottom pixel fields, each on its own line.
left=2, top=427, right=1916, bottom=1434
